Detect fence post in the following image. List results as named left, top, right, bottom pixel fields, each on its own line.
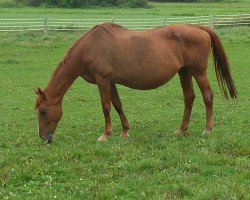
left=164, top=17, right=167, bottom=26
left=211, top=14, right=215, bottom=29
left=44, top=17, right=47, bottom=34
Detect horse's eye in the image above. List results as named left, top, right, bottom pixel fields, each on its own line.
left=41, top=109, right=46, bottom=116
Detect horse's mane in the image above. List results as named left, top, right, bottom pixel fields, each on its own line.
left=50, top=25, right=100, bottom=78
left=42, top=25, right=101, bottom=96
left=98, top=22, right=128, bottom=36
left=66, top=24, right=101, bottom=56
left=65, top=22, right=126, bottom=57
left=44, top=23, right=127, bottom=96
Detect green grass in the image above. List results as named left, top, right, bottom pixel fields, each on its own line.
left=0, top=1, right=250, bottom=18
left=0, top=2, right=250, bottom=199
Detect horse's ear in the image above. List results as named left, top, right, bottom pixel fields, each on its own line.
left=34, top=87, right=46, bottom=100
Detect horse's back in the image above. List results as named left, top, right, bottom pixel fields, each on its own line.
left=80, top=23, right=211, bottom=89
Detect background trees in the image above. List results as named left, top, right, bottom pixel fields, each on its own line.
left=15, top=0, right=149, bottom=7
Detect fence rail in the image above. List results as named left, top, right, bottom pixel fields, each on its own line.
left=0, top=14, right=249, bottom=33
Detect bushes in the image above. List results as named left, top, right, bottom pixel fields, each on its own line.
left=152, top=0, right=224, bottom=2
left=119, top=0, right=147, bottom=7
left=14, top=0, right=149, bottom=7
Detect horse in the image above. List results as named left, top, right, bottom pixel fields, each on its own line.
left=34, top=22, right=237, bottom=143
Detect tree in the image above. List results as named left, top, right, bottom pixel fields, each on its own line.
left=16, top=0, right=149, bottom=8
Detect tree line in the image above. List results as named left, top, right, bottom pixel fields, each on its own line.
left=14, top=0, right=149, bottom=7
left=152, top=0, right=223, bottom=2
left=14, top=0, right=224, bottom=8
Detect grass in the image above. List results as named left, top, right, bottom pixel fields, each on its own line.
left=0, top=2, right=250, bottom=199
left=0, top=1, right=250, bottom=19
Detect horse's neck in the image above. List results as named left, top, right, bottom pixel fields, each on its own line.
left=44, top=58, right=78, bottom=101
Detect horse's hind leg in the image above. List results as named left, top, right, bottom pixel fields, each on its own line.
left=111, top=84, right=130, bottom=137
left=194, top=73, right=214, bottom=134
left=175, top=67, right=195, bottom=135
left=96, top=76, right=112, bottom=141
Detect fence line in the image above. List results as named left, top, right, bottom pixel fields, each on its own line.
left=0, top=14, right=249, bottom=33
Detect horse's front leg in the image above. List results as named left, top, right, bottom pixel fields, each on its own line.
left=96, top=76, right=112, bottom=141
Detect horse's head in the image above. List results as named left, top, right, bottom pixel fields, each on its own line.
left=34, top=87, right=62, bottom=143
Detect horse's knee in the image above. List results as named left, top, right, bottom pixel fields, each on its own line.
left=102, top=104, right=111, bottom=116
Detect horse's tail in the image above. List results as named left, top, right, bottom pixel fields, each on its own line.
left=198, top=25, right=237, bottom=99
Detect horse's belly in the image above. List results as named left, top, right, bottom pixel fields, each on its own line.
left=110, top=44, right=181, bottom=89
left=120, top=78, right=170, bottom=90
left=113, top=66, right=178, bottom=90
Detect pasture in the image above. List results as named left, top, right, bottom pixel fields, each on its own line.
left=1, top=1, right=250, bottom=18
left=0, top=2, right=250, bottom=199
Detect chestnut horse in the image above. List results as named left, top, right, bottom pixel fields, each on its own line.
left=34, top=22, right=237, bottom=143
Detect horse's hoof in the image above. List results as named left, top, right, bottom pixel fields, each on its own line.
left=120, top=133, right=129, bottom=137
left=98, top=134, right=108, bottom=141
left=203, top=129, right=212, bottom=135
left=174, top=129, right=186, bottom=135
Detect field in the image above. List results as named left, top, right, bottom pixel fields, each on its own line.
left=0, top=1, right=250, bottom=18
left=0, top=1, right=250, bottom=199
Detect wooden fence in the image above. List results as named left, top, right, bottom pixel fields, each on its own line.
left=0, top=14, right=249, bottom=33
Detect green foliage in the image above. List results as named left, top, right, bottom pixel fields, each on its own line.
left=152, top=0, right=225, bottom=2
left=13, top=0, right=149, bottom=7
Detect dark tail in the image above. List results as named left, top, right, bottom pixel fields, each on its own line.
left=198, top=25, right=237, bottom=99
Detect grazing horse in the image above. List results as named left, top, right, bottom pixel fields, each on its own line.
left=34, top=22, right=237, bottom=143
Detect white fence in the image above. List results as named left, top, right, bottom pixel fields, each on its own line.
left=0, top=14, right=249, bottom=33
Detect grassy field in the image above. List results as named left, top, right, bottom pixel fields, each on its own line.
left=0, top=2, right=250, bottom=200
left=0, top=1, right=250, bottom=18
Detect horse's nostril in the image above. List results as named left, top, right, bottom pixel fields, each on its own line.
left=47, top=134, right=53, bottom=144
left=39, top=133, right=53, bottom=143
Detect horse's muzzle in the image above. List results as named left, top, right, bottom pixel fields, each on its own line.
left=47, top=134, right=53, bottom=143
left=41, top=133, right=53, bottom=144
